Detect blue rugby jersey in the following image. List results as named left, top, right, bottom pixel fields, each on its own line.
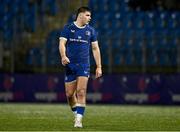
left=60, top=22, right=98, bottom=65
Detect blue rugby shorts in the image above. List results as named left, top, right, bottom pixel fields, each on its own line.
left=64, top=63, right=90, bottom=83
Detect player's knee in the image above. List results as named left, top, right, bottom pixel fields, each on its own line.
left=77, top=89, right=86, bottom=97
left=66, top=91, right=74, bottom=98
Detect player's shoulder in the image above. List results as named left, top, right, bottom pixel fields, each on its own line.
left=86, top=24, right=96, bottom=32
left=63, top=22, right=74, bottom=29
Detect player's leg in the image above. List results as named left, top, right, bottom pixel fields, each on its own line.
left=64, top=64, right=78, bottom=115
left=65, top=81, right=77, bottom=115
left=74, top=76, right=88, bottom=128
left=76, top=77, right=88, bottom=105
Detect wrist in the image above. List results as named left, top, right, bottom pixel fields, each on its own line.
left=61, top=55, right=66, bottom=58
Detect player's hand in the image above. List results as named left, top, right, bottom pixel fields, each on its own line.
left=95, top=67, right=102, bottom=78
left=61, top=56, right=70, bottom=66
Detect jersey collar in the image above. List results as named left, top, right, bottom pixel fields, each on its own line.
left=73, top=21, right=87, bottom=29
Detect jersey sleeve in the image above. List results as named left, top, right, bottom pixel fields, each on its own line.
left=90, top=28, right=98, bottom=43
left=60, top=25, right=69, bottom=40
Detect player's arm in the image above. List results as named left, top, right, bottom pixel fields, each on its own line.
left=59, top=38, right=70, bottom=66
left=91, top=41, right=102, bottom=78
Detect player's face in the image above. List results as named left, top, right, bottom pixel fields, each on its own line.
left=81, top=11, right=91, bottom=24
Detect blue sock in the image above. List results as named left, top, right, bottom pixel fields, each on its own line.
left=76, top=106, right=85, bottom=116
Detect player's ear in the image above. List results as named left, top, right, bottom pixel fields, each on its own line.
left=79, top=13, right=83, bottom=19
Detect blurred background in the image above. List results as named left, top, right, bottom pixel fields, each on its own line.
left=0, top=0, right=180, bottom=104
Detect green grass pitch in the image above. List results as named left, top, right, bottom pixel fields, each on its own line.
left=0, top=103, right=179, bottom=131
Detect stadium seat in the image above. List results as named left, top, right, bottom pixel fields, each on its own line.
left=43, top=0, right=58, bottom=15
left=45, top=29, right=61, bottom=66
left=168, top=31, right=178, bottom=66
left=26, top=47, right=44, bottom=66
left=146, top=36, right=158, bottom=65
left=133, top=37, right=144, bottom=65
left=107, top=0, right=121, bottom=13
left=155, top=12, right=168, bottom=29
left=114, top=51, right=124, bottom=65
left=167, top=12, right=179, bottom=29
left=24, top=2, right=36, bottom=32
left=123, top=39, right=134, bottom=65
left=133, top=12, right=146, bottom=29
left=144, top=12, right=156, bottom=29
left=123, top=13, right=134, bottom=29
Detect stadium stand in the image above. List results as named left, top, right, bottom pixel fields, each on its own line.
left=0, top=0, right=179, bottom=73
left=0, top=0, right=58, bottom=42
left=88, top=0, right=179, bottom=67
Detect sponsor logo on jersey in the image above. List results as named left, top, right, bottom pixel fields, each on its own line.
left=71, top=30, right=75, bottom=33
left=69, top=38, right=88, bottom=43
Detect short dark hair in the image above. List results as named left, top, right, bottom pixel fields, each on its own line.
left=75, top=6, right=91, bottom=20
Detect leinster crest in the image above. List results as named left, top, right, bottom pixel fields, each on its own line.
left=86, top=31, right=91, bottom=36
